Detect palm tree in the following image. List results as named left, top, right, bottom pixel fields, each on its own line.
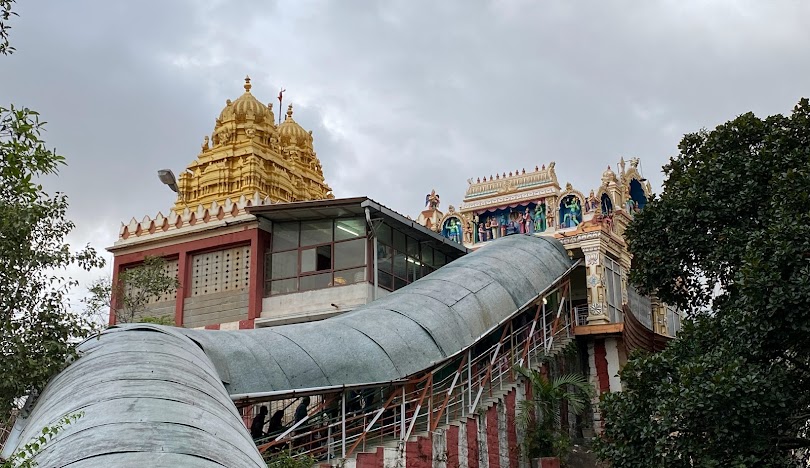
left=515, top=366, right=594, bottom=461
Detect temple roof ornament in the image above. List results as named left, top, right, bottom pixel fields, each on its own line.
left=601, top=165, right=618, bottom=186
left=171, top=77, right=333, bottom=212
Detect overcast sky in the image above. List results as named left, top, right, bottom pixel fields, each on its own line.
left=2, top=0, right=809, bottom=292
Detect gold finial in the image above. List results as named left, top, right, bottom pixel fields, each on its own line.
left=286, top=104, right=294, bottom=120
left=244, top=75, right=252, bottom=92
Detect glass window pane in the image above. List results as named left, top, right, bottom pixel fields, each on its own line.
left=335, top=238, right=366, bottom=269
left=333, top=267, right=366, bottom=286
left=377, top=271, right=393, bottom=290
left=377, top=223, right=392, bottom=246
left=377, top=244, right=393, bottom=274
left=393, top=252, right=407, bottom=279
left=271, top=251, right=297, bottom=279
left=393, top=229, right=406, bottom=253
left=393, top=277, right=407, bottom=291
left=335, top=218, right=365, bottom=241
left=407, top=236, right=419, bottom=257
left=300, top=272, right=332, bottom=291
left=421, top=246, right=433, bottom=267
left=270, top=278, right=298, bottom=295
left=407, top=257, right=422, bottom=282
left=301, top=220, right=333, bottom=247
left=434, top=252, right=446, bottom=267
left=272, top=223, right=299, bottom=252
left=301, top=245, right=332, bottom=273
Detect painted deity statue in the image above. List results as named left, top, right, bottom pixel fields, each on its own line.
left=425, top=189, right=440, bottom=210
left=534, top=202, right=547, bottom=232
left=446, top=218, right=461, bottom=243
left=562, top=197, right=582, bottom=228
left=524, top=208, right=533, bottom=234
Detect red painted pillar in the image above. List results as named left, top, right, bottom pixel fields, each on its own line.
left=594, top=339, right=610, bottom=394
left=486, top=405, right=499, bottom=468
left=447, top=425, right=460, bottom=467
left=466, top=418, right=479, bottom=468
left=506, top=390, right=519, bottom=468
left=108, top=257, right=122, bottom=326
left=247, top=228, right=269, bottom=322
left=356, top=447, right=383, bottom=468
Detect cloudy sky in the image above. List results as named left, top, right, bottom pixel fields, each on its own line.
left=2, top=0, right=809, bottom=291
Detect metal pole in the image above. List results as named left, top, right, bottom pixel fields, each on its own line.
left=341, top=391, right=346, bottom=459
left=467, top=349, right=472, bottom=412
left=400, top=386, right=406, bottom=440
left=365, top=207, right=379, bottom=301
left=541, top=301, right=547, bottom=353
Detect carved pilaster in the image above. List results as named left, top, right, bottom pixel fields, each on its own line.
left=583, top=244, right=610, bottom=325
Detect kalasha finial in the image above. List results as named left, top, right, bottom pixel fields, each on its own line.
left=286, top=104, right=294, bottom=120
left=244, top=75, right=252, bottom=92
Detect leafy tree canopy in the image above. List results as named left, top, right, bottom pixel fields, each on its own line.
left=596, top=99, right=810, bottom=466
left=1, top=0, right=104, bottom=419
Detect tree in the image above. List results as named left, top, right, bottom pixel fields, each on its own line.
left=596, top=99, right=810, bottom=466
left=0, top=1, right=104, bottom=420
left=84, top=256, right=179, bottom=325
left=515, top=366, right=594, bottom=461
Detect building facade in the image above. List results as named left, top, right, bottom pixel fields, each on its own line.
left=107, top=79, right=466, bottom=330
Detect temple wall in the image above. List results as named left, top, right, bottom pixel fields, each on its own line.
left=260, top=283, right=390, bottom=326
left=183, top=291, right=249, bottom=328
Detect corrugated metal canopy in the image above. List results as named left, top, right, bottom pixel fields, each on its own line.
left=4, top=235, right=572, bottom=466
left=2, top=326, right=266, bottom=467
left=176, top=235, right=572, bottom=397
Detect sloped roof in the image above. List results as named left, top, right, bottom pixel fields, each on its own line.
left=176, top=235, right=573, bottom=397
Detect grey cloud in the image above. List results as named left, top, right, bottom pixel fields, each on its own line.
left=2, top=0, right=808, bottom=271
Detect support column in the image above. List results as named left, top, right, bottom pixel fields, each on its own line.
left=174, top=249, right=191, bottom=327
left=247, top=228, right=270, bottom=324
left=109, top=257, right=123, bottom=326
left=582, top=245, right=609, bottom=325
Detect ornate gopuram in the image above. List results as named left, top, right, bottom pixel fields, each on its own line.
left=175, top=76, right=333, bottom=212
left=419, top=157, right=682, bottom=422
left=107, top=77, right=338, bottom=329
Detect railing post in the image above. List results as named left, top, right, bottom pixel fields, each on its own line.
left=541, top=301, right=547, bottom=354
left=427, top=374, right=432, bottom=431
left=400, top=386, right=405, bottom=441
left=341, top=391, right=346, bottom=459
left=467, top=349, right=472, bottom=407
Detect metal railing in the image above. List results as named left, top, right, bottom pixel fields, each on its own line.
left=244, top=281, right=576, bottom=463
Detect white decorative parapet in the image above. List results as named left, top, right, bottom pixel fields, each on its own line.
left=114, top=192, right=273, bottom=247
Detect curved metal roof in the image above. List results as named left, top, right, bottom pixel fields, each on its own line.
left=2, top=326, right=266, bottom=467
left=176, top=235, right=573, bottom=397
left=3, top=235, right=571, bottom=466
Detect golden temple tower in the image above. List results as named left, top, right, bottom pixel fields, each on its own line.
left=174, top=76, right=333, bottom=212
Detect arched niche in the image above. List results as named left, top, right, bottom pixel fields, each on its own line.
left=601, top=193, right=614, bottom=214
left=558, top=195, right=583, bottom=229
left=629, top=179, right=648, bottom=210
left=440, top=216, right=464, bottom=244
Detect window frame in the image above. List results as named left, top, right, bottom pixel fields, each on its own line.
left=265, top=218, right=369, bottom=296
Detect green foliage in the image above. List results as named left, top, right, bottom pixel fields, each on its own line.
left=0, top=104, right=105, bottom=418
left=1, top=412, right=82, bottom=468
left=84, top=256, right=179, bottom=325
left=596, top=99, right=810, bottom=466
left=515, top=366, right=594, bottom=460
left=0, top=0, right=16, bottom=55
left=264, top=451, right=318, bottom=468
